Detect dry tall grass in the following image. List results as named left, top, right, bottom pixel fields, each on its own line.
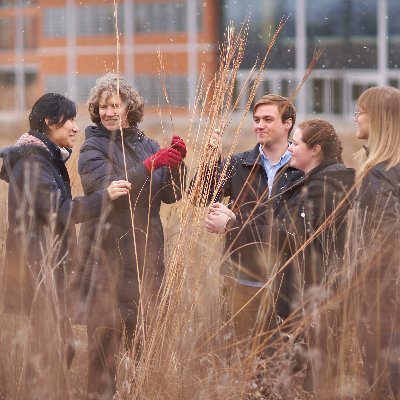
left=0, top=21, right=397, bottom=400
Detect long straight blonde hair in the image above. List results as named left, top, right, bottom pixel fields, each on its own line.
left=356, top=86, right=400, bottom=178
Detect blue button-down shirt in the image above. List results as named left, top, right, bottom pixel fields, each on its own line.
left=259, top=144, right=291, bottom=194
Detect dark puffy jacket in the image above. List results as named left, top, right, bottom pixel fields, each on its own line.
left=0, top=130, right=104, bottom=315
left=211, top=144, right=304, bottom=282
left=353, top=161, right=400, bottom=391
left=230, top=160, right=355, bottom=317
left=228, top=161, right=355, bottom=318
left=74, top=124, right=184, bottom=324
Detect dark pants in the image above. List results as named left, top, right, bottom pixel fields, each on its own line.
left=86, top=288, right=137, bottom=400
left=87, top=320, right=124, bottom=400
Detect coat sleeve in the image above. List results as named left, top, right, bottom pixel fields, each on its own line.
left=78, top=142, right=150, bottom=198
left=11, top=157, right=105, bottom=227
left=358, top=167, right=400, bottom=236
left=160, top=163, right=186, bottom=204
left=188, top=156, right=234, bottom=205
left=226, top=178, right=336, bottom=251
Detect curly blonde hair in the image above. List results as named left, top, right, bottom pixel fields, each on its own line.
left=87, top=73, right=144, bottom=126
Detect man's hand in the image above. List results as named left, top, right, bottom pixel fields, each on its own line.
left=208, top=128, right=222, bottom=155
left=208, top=202, right=236, bottom=220
left=204, top=202, right=236, bottom=233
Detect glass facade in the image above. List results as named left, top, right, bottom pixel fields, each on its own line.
left=43, top=2, right=202, bottom=38
left=77, top=5, right=116, bottom=36
left=0, top=0, right=36, bottom=7
left=388, top=0, right=400, bottom=69
left=136, top=74, right=188, bottom=106
left=134, top=2, right=188, bottom=33
left=43, top=7, right=66, bottom=37
left=223, top=0, right=400, bottom=117
left=306, top=0, right=377, bottom=69
left=222, top=0, right=295, bottom=69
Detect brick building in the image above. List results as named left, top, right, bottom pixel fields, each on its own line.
left=1, top=0, right=400, bottom=118
left=0, top=0, right=218, bottom=113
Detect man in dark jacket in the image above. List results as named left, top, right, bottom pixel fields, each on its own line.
left=204, top=94, right=303, bottom=340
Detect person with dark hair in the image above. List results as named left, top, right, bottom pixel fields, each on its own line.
left=0, top=93, right=130, bottom=399
left=74, top=73, right=186, bottom=399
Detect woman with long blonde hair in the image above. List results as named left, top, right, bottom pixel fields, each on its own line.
left=353, top=86, right=400, bottom=397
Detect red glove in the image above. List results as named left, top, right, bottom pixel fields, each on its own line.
left=171, top=135, right=187, bottom=159
left=143, top=147, right=182, bottom=173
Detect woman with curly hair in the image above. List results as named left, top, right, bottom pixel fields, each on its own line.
left=74, top=73, right=186, bottom=399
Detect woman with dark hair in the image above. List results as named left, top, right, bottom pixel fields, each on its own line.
left=75, top=73, right=186, bottom=399
left=351, top=86, right=400, bottom=397
left=0, top=93, right=130, bottom=399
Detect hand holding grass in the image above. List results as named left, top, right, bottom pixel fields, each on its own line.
left=171, top=135, right=187, bottom=159
left=204, top=202, right=236, bottom=233
left=143, top=147, right=183, bottom=172
left=107, top=180, right=131, bottom=201
left=208, top=129, right=222, bottom=154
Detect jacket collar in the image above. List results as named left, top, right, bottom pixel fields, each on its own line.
left=96, top=123, right=144, bottom=143
left=242, top=143, right=292, bottom=167
left=29, top=129, right=68, bottom=163
left=242, top=145, right=263, bottom=166
left=289, top=159, right=339, bottom=189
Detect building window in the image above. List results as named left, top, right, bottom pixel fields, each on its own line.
left=77, top=5, right=116, bottom=36
left=45, top=75, right=67, bottom=96
left=43, top=7, right=66, bottom=37
left=0, top=0, right=37, bottom=7
left=76, top=76, right=97, bottom=102
left=221, top=0, right=295, bottom=69
left=388, top=0, right=400, bottom=69
left=306, top=0, right=377, bottom=69
left=0, top=72, right=15, bottom=110
left=136, top=74, right=188, bottom=106
left=24, top=15, right=38, bottom=49
left=0, top=17, right=13, bottom=50
left=135, top=2, right=187, bottom=33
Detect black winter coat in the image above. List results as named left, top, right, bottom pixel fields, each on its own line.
left=75, top=124, right=184, bottom=324
left=230, top=160, right=355, bottom=317
left=353, top=161, right=400, bottom=384
left=214, top=144, right=304, bottom=282
left=0, top=130, right=104, bottom=315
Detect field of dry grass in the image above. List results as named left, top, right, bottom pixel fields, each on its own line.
left=0, top=109, right=370, bottom=400
left=0, top=22, right=382, bottom=398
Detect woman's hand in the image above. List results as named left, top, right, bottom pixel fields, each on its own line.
left=143, top=147, right=182, bottom=172
left=106, top=180, right=131, bottom=201
left=204, top=202, right=236, bottom=233
left=171, top=135, right=187, bottom=159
